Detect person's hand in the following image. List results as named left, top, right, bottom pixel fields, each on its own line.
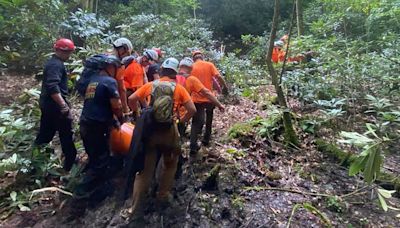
left=59, top=104, right=70, bottom=117
left=218, top=105, right=225, bottom=112
left=112, top=118, right=121, bottom=130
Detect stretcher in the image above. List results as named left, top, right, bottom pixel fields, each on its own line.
left=110, top=123, right=135, bottom=155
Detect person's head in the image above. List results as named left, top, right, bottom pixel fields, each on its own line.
left=280, top=34, right=289, bottom=42
left=113, top=38, right=133, bottom=59
left=140, top=49, right=158, bottom=67
left=53, top=38, right=75, bottom=61
left=179, top=57, right=194, bottom=75
left=152, top=48, right=163, bottom=61
left=160, top=57, right=179, bottom=79
left=99, top=55, right=122, bottom=78
left=192, top=50, right=203, bottom=62
left=274, top=40, right=284, bottom=49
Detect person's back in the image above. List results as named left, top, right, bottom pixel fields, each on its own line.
left=40, top=55, right=69, bottom=108
left=81, top=75, right=119, bottom=124
left=126, top=58, right=195, bottom=219
left=35, top=38, right=77, bottom=172
left=124, top=60, right=144, bottom=92
left=191, top=60, right=218, bottom=90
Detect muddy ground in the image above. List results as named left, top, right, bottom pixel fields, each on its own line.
left=0, top=75, right=399, bottom=227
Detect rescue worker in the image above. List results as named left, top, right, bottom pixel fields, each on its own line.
left=176, top=57, right=225, bottom=137
left=190, top=51, right=228, bottom=155
left=146, top=48, right=163, bottom=82
left=272, top=40, right=285, bottom=63
left=126, top=57, right=196, bottom=218
left=124, top=49, right=158, bottom=97
left=75, top=54, right=123, bottom=203
left=35, top=38, right=77, bottom=171
left=112, top=37, right=133, bottom=117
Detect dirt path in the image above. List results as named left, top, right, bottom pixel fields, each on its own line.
left=1, top=77, right=399, bottom=227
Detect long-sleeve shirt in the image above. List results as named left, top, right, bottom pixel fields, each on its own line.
left=39, top=55, right=69, bottom=109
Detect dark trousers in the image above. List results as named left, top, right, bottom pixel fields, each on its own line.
left=35, top=107, right=77, bottom=171
left=79, top=120, right=111, bottom=176
left=75, top=120, right=114, bottom=201
left=190, top=102, right=215, bottom=152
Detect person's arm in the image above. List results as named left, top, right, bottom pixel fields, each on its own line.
left=128, top=83, right=151, bottom=112
left=215, top=74, right=229, bottom=94
left=199, top=88, right=225, bottom=111
left=117, top=79, right=129, bottom=113
left=45, top=63, right=68, bottom=113
left=128, top=93, right=141, bottom=112
left=143, top=68, right=148, bottom=84
left=181, top=100, right=196, bottom=123
left=110, top=98, right=123, bottom=121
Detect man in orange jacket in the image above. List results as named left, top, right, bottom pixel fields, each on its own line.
left=126, top=57, right=196, bottom=218
left=124, top=49, right=158, bottom=95
left=112, top=38, right=133, bottom=116
left=189, top=51, right=228, bottom=155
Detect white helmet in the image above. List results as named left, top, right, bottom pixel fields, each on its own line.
left=274, top=40, right=284, bottom=47
left=161, top=58, right=179, bottom=73
left=113, top=38, right=133, bottom=52
left=179, top=57, right=194, bottom=67
left=143, top=49, right=158, bottom=61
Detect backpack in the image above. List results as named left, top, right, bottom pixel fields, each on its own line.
left=76, top=55, right=106, bottom=96
left=150, top=80, right=176, bottom=123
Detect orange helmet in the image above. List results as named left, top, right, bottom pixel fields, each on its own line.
left=54, top=38, right=75, bottom=51
left=192, top=50, right=203, bottom=58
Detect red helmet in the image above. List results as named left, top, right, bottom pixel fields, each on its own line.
left=54, top=38, right=75, bottom=51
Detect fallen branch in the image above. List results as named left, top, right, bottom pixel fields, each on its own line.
left=30, top=187, right=73, bottom=200
left=243, top=186, right=332, bottom=197
left=243, top=186, right=371, bottom=199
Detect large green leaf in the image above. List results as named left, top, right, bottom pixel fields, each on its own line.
left=349, top=155, right=368, bottom=176
left=378, top=193, right=388, bottom=212
left=363, top=147, right=382, bottom=183
left=338, top=131, right=374, bottom=147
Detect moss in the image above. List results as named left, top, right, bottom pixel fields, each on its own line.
left=228, top=122, right=253, bottom=139
left=315, top=139, right=355, bottom=166
left=266, top=171, right=283, bottom=180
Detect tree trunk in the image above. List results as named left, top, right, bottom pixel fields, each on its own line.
left=266, top=0, right=299, bottom=146
left=80, top=0, right=94, bottom=12
left=296, top=0, right=304, bottom=36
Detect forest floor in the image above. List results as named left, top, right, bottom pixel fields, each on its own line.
left=1, top=75, right=399, bottom=227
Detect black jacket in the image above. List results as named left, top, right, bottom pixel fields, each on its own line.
left=39, top=55, right=69, bottom=109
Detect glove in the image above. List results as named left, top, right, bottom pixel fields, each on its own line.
left=112, top=118, right=121, bottom=129
left=60, top=104, right=70, bottom=117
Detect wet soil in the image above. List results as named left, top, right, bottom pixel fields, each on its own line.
left=1, top=76, right=399, bottom=227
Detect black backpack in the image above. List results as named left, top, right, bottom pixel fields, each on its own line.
left=76, top=54, right=108, bottom=96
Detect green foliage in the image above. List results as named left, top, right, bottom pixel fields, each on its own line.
left=0, top=0, right=67, bottom=72
left=119, top=14, right=214, bottom=56
left=0, top=89, right=40, bottom=154
left=217, top=53, right=267, bottom=88
left=339, top=124, right=391, bottom=184
left=326, top=196, right=344, bottom=213
left=61, top=8, right=113, bottom=43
